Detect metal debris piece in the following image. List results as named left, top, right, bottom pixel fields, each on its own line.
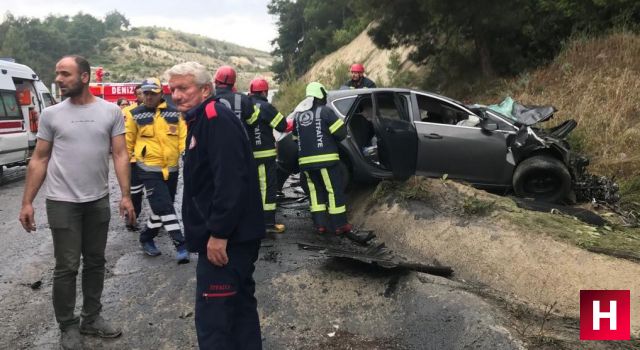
left=299, top=241, right=453, bottom=277
left=179, top=311, right=193, bottom=319
left=574, top=173, right=620, bottom=204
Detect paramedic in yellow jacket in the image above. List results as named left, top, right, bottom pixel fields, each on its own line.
left=125, top=77, right=189, bottom=263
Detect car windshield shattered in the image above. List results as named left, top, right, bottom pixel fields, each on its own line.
left=485, top=96, right=557, bottom=126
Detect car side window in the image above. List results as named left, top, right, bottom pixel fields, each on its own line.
left=415, top=94, right=467, bottom=125
left=483, top=110, right=514, bottom=131
left=375, top=92, right=410, bottom=122
left=332, top=96, right=356, bottom=118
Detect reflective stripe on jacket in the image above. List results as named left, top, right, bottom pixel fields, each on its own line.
left=125, top=101, right=186, bottom=179
left=292, top=105, right=346, bottom=171
left=246, top=95, right=287, bottom=162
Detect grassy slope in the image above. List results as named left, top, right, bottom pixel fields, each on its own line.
left=463, top=32, right=640, bottom=204
left=91, top=27, right=274, bottom=91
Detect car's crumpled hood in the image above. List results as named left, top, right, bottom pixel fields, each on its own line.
left=488, top=96, right=557, bottom=126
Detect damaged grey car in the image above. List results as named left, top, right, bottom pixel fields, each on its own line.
left=277, top=89, right=614, bottom=203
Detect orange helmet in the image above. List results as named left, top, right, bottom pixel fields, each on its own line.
left=350, top=63, right=365, bottom=73
left=249, top=78, right=269, bottom=93
left=214, top=65, right=237, bottom=86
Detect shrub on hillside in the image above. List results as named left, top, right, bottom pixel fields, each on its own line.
left=272, top=79, right=307, bottom=116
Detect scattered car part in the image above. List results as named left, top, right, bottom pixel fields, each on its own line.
left=299, top=241, right=453, bottom=277
left=512, top=197, right=607, bottom=226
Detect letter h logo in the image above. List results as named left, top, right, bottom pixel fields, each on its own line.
left=580, top=290, right=630, bottom=340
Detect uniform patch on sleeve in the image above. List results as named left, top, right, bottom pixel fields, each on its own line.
left=189, top=136, right=197, bottom=149
left=205, top=102, right=218, bottom=119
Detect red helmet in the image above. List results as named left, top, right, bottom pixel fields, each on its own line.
left=250, top=78, right=269, bottom=93
left=214, top=65, right=236, bottom=86
left=350, top=63, right=365, bottom=73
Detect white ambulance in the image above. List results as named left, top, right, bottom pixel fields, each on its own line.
left=0, top=60, right=56, bottom=177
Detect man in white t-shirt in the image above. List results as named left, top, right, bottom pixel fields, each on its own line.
left=18, top=55, right=135, bottom=350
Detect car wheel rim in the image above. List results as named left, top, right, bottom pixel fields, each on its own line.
left=523, top=173, right=561, bottom=195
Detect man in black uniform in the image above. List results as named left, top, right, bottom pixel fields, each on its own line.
left=166, top=61, right=264, bottom=349
left=247, top=78, right=288, bottom=233
left=292, top=82, right=353, bottom=235
left=213, top=65, right=253, bottom=123
left=345, top=63, right=377, bottom=89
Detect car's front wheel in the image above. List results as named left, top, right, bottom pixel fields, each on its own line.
left=512, top=155, right=571, bottom=203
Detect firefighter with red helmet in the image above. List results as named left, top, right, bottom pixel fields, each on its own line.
left=345, top=63, right=376, bottom=89
left=247, top=78, right=288, bottom=233
left=292, top=82, right=352, bottom=235
left=213, top=65, right=253, bottom=123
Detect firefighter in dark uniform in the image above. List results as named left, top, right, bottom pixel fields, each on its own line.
left=292, top=82, right=353, bottom=235
left=122, top=84, right=144, bottom=230
left=213, top=65, right=253, bottom=122
left=125, top=78, right=189, bottom=263
left=345, top=63, right=377, bottom=89
left=167, top=60, right=265, bottom=349
left=247, top=78, right=288, bottom=233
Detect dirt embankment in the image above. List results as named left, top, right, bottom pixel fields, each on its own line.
left=303, top=25, right=418, bottom=84
left=348, top=178, right=640, bottom=337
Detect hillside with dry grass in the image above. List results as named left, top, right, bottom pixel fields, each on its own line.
left=472, top=33, right=640, bottom=178
left=93, top=27, right=274, bottom=91
left=303, top=26, right=419, bottom=85
left=459, top=32, right=640, bottom=204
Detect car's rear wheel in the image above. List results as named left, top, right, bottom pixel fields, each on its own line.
left=512, top=155, right=571, bottom=203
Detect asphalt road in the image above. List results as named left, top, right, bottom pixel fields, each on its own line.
left=0, top=164, right=523, bottom=349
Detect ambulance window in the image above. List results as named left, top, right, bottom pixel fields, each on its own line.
left=0, top=91, right=21, bottom=119
left=42, top=93, right=56, bottom=107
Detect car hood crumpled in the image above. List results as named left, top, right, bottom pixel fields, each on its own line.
left=488, top=96, right=557, bottom=126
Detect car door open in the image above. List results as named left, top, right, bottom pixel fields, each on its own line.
left=371, top=91, right=417, bottom=181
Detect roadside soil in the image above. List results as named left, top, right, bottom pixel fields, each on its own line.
left=0, top=166, right=525, bottom=349
left=348, top=177, right=640, bottom=347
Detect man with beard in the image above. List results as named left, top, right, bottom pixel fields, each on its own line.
left=19, top=55, right=135, bottom=350
left=166, top=61, right=264, bottom=349
left=213, top=65, right=253, bottom=123
left=345, top=63, right=377, bottom=89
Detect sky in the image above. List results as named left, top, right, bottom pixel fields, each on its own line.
left=2, top=0, right=278, bottom=52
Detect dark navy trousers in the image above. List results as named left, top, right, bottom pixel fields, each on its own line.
left=195, top=240, right=262, bottom=350
left=137, top=169, right=185, bottom=249
left=130, top=162, right=143, bottom=218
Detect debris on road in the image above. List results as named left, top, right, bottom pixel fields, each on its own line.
left=512, top=197, right=607, bottom=226
left=298, top=235, right=453, bottom=277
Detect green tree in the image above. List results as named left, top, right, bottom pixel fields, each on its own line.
left=104, top=10, right=130, bottom=32
left=268, top=0, right=369, bottom=81
left=359, top=0, right=640, bottom=91
left=67, top=13, right=106, bottom=57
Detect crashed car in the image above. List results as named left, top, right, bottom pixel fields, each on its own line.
left=277, top=88, right=608, bottom=203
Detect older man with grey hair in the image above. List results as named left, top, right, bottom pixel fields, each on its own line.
left=166, top=62, right=265, bottom=349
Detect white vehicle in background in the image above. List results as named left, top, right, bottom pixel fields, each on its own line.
left=0, top=59, right=56, bottom=177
